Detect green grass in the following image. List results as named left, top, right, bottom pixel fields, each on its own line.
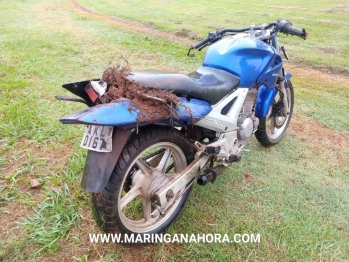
left=18, top=186, right=83, bottom=257
left=292, top=75, right=349, bottom=133
left=176, top=138, right=349, bottom=260
left=0, top=0, right=348, bottom=261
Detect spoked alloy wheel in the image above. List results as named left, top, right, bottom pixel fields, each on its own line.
left=92, top=127, right=194, bottom=238
left=119, top=142, right=187, bottom=232
left=255, top=80, right=294, bottom=146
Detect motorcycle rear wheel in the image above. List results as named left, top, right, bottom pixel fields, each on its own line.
left=91, top=126, right=194, bottom=239
left=255, top=80, right=294, bottom=146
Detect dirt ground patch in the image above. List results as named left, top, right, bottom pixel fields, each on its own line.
left=70, top=0, right=193, bottom=46
left=0, top=202, right=35, bottom=260
left=0, top=140, right=76, bottom=245
left=290, top=114, right=349, bottom=151
left=318, top=47, right=338, bottom=54
left=0, top=201, right=34, bottom=239
left=289, top=114, right=349, bottom=167
left=286, top=59, right=349, bottom=77
left=1, top=140, right=75, bottom=180
left=284, top=63, right=349, bottom=87
left=175, top=28, right=200, bottom=40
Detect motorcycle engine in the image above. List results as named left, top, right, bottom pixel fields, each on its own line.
left=237, top=88, right=259, bottom=140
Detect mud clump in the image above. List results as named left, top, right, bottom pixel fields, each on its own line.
left=99, top=63, right=182, bottom=123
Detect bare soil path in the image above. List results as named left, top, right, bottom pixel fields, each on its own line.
left=70, top=0, right=193, bottom=45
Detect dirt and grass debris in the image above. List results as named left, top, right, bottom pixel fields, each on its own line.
left=97, top=61, right=182, bottom=123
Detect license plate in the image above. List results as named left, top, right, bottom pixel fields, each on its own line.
left=80, top=125, right=113, bottom=152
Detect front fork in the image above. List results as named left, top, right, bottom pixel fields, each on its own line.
left=277, top=65, right=292, bottom=117
left=273, top=35, right=290, bottom=118
left=272, top=35, right=290, bottom=118
left=278, top=70, right=290, bottom=117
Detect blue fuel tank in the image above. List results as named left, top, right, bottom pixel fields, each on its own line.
left=202, top=36, right=280, bottom=89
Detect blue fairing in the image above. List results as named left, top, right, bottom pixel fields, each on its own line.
left=257, top=54, right=282, bottom=89
left=203, top=36, right=276, bottom=88
left=60, top=97, right=212, bottom=128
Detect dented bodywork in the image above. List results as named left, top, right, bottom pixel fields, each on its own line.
left=59, top=79, right=212, bottom=192
left=59, top=96, right=212, bottom=128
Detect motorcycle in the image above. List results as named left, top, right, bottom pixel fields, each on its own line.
left=56, top=19, right=306, bottom=238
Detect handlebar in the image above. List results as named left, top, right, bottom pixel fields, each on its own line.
left=277, top=20, right=307, bottom=40
left=188, top=19, right=307, bottom=54
left=217, top=22, right=277, bottom=35
left=192, top=37, right=211, bottom=49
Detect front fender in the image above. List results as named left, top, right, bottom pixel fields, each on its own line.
left=255, top=84, right=278, bottom=118
left=255, top=71, right=292, bottom=118
left=59, top=97, right=212, bottom=128
left=284, top=70, right=292, bottom=87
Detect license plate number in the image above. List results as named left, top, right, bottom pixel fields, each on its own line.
left=80, top=125, right=113, bottom=152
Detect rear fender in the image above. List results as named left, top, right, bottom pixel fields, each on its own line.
left=59, top=97, right=212, bottom=128
left=82, top=127, right=131, bottom=193
left=63, top=98, right=211, bottom=192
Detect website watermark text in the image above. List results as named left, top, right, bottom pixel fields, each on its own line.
left=89, top=233, right=261, bottom=244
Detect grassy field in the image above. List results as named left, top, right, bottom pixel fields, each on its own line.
left=77, top=0, right=349, bottom=74
left=0, top=0, right=348, bottom=261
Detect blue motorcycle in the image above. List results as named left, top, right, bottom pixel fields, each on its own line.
left=57, top=19, right=306, bottom=238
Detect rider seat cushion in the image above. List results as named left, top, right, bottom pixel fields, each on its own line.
left=128, top=66, right=240, bottom=105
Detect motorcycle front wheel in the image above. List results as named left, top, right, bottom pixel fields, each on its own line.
left=255, top=80, right=294, bottom=146
left=91, top=126, right=194, bottom=240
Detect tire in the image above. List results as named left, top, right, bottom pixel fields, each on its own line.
left=255, top=80, right=294, bottom=146
left=91, top=126, right=194, bottom=239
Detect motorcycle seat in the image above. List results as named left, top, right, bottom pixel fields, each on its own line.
left=128, top=66, right=240, bottom=105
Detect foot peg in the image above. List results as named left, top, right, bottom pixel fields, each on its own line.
left=228, top=154, right=241, bottom=163
left=205, top=146, right=220, bottom=156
